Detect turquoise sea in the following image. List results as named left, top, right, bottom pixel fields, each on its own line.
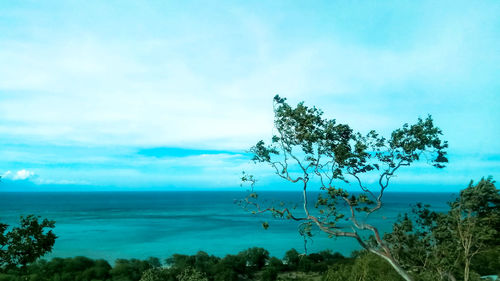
left=0, top=191, right=455, bottom=263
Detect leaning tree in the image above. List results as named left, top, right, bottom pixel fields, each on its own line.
left=241, top=95, right=448, bottom=281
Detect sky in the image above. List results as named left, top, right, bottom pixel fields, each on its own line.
left=0, top=1, right=499, bottom=191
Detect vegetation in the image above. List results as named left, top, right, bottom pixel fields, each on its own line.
left=385, top=177, right=500, bottom=281
left=0, top=215, right=56, bottom=271
left=0, top=179, right=498, bottom=280
left=0, top=247, right=351, bottom=281
left=242, top=95, right=448, bottom=281
left=0, top=96, right=497, bottom=280
left=0, top=239, right=494, bottom=281
left=323, top=251, right=404, bottom=281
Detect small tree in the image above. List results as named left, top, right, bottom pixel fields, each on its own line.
left=385, top=177, right=500, bottom=281
left=283, top=249, right=301, bottom=271
left=0, top=215, right=57, bottom=271
left=239, top=247, right=269, bottom=270
left=242, top=95, right=448, bottom=281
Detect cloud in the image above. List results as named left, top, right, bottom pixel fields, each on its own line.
left=2, top=169, right=36, bottom=180
left=0, top=1, right=498, bottom=152
left=1, top=168, right=89, bottom=186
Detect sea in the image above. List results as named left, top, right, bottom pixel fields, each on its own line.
left=0, top=191, right=455, bottom=263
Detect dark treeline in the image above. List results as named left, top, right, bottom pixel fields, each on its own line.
left=0, top=247, right=384, bottom=281
left=0, top=247, right=351, bottom=281
left=1, top=247, right=498, bottom=281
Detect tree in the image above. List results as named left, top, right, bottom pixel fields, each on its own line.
left=242, top=95, right=448, bottom=281
left=385, top=177, right=500, bottom=281
left=239, top=247, right=269, bottom=270
left=283, top=249, right=301, bottom=271
left=0, top=215, right=56, bottom=271
left=213, top=254, right=246, bottom=281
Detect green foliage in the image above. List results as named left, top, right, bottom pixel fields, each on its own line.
left=246, top=95, right=447, bottom=225
left=0, top=247, right=359, bottom=281
left=191, top=251, right=219, bottom=277
left=240, top=247, right=270, bottom=270
left=250, top=94, right=447, bottom=176
left=261, top=266, right=278, bottom=281
left=139, top=267, right=173, bottom=281
left=176, top=267, right=208, bottom=281
left=323, top=252, right=403, bottom=281
left=385, top=177, right=500, bottom=281
left=267, top=257, right=284, bottom=272
left=0, top=215, right=56, bottom=270
left=215, top=254, right=246, bottom=278
left=470, top=246, right=500, bottom=277
left=33, top=257, right=111, bottom=281
left=283, top=249, right=301, bottom=271
left=110, top=259, right=152, bottom=281
left=165, top=251, right=220, bottom=279
left=298, top=255, right=312, bottom=273
left=166, top=254, right=195, bottom=271
left=243, top=96, right=448, bottom=281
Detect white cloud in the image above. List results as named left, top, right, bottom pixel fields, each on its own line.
left=2, top=169, right=35, bottom=180
left=1, top=168, right=92, bottom=186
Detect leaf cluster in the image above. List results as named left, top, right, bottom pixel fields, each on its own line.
left=0, top=215, right=56, bottom=270
left=251, top=95, right=447, bottom=179
left=384, top=177, right=500, bottom=280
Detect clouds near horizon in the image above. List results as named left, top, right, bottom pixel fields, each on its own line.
left=2, top=169, right=35, bottom=181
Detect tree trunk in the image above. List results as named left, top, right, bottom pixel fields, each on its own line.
left=464, top=258, right=470, bottom=281
left=370, top=250, right=414, bottom=281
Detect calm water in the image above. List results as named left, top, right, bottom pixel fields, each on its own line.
left=0, top=191, right=455, bottom=262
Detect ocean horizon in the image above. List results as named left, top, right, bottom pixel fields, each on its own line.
left=0, top=191, right=456, bottom=263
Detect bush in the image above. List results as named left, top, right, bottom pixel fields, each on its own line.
left=176, top=267, right=208, bottom=281
left=139, top=268, right=175, bottom=281
left=283, top=249, right=300, bottom=271
left=239, top=247, right=269, bottom=270
left=110, top=259, right=152, bottom=281
left=323, top=252, right=403, bottom=281
left=262, top=266, right=278, bottom=281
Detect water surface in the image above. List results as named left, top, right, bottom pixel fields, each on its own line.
left=0, top=191, right=454, bottom=262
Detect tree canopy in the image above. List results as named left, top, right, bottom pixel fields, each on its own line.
left=242, top=95, right=448, bottom=281
left=0, top=215, right=56, bottom=270
left=385, top=177, right=500, bottom=281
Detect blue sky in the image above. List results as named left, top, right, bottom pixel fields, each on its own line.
left=0, top=1, right=498, bottom=191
